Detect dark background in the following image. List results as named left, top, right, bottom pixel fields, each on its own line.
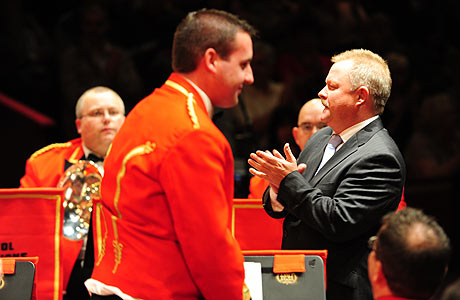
left=1, top=0, right=459, bottom=295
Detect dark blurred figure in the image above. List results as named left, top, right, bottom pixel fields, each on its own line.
left=308, top=0, right=368, bottom=53
left=104, top=0, right=185, bottom=91
left=214, top=40, right=284, bottom=197
left=58, top=1, right=143, bottom=139
left=404, top=92, right=460, bottom=276
left=237, top=40, right=285, bottom=150
left=0, top=0, right=57, bottom=117
left=381, top=51, right=420, bottom=151
left=0, top=0, right=58, bottom=188
left=361, top=12, right=398, bottom=57
left=266, top=105, right=298, bottom=156
left=276, top=28, right=326, bottom=110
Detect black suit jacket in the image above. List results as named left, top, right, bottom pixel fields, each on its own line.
left=263, top=117, right=406, bottom=300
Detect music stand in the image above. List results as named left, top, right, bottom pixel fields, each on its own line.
left=243, top=250, right=327, bottom=300
left=0, top=258, right=37, bottom=300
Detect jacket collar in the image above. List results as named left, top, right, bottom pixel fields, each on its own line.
left=164, top=73, right=209, bottom=118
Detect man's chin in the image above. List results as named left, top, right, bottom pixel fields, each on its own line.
left=98, top=135, right=116, bottom=146
left=100, top=130, right=116, bottom=137
left=215, top=96, right=239, bottom=109
left=320, top=109, right=332, bottom=123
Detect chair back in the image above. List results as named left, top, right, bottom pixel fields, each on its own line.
left=232, top=198, right=283, bottom=250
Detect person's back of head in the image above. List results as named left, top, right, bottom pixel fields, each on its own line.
left=374, top=207, right=451, bottom=299
left=172, top=8, right=257, bottom=74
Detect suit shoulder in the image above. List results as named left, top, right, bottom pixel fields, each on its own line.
left=29, top=140, right=78, bottom=160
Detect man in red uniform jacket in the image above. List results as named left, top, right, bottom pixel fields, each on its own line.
left=85, top=9, right=256, bottom=300
left=20, top=86, right=126, bottom=300
left=368, top=207, right=451, bottom=300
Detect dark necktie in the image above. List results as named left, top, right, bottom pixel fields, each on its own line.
left=86, top=153, right=103, bottom=163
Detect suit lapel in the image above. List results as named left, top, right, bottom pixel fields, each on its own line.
left=310, top=136, right=358, bottom=186
left=64, top=153, right=86, bottom=172
left=309, top=117, right=385, bottom=186
left=301, top=128, right=332, bottom=181
left=64, top=146, right=85, bottom=171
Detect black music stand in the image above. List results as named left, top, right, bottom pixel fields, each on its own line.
left=0, top=260, right=36, bottom=300
left=244, top=251, right=327, bottom=300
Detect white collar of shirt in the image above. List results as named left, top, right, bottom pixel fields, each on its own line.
left=184, top=78, right=213, bottom=117
left=82, top=144, right=100, bottom=160
left=334, top=115, right=379, bottom=149
left=82, top=144, right=104, bottom=175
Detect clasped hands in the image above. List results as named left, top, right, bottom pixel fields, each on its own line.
left=248, top=143, right=306, bottom=209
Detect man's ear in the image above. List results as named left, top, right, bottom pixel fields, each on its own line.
left=356, top=86, right=370, bottom=107
left=203, top=48, right=219, bottom=73
left=292, top=127, right=299, bottom=144
left=374, top=258, right=388, bottom=285
left=368, top=250, right=386, bottom=284
left=75, top=119, right=82, bottom=135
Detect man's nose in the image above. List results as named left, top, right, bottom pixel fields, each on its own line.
left=245, top=65, right=254, bottom=85
left=318, top=86, right=327, bottom=99
left=102, top=111, right=112, bottom=122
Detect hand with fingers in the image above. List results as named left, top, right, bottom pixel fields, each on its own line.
left=248, top=143, right=306, bottom=192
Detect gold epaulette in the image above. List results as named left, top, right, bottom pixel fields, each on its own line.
left=30, top=142, right=73, bottom=160
left=165, top=80, right=200, bottom=129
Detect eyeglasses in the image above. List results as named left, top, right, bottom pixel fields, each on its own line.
left=368, top=235, right=378, bottom=250
left=80, top=108, right=123, bottom=119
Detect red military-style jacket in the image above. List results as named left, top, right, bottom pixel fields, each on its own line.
left=89, top=73, right=245, bottom=299
left=19, top=138, right=86, bottom=289
left=20, top=138, right=84, bottom=188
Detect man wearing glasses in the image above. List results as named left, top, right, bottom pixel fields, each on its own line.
left=20, top=86, right=125, bottom=187
left=20, top=86, right=126, bottom=300
left=368, top=207, right=451, bottom=300
left=249, top=98, right=326, bottom=198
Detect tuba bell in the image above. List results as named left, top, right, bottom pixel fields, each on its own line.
left=58, top=160, right=103, bottom=241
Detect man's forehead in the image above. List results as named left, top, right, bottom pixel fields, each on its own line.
left=83, top=93, right=122, bottom=110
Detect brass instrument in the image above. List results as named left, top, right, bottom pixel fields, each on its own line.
left=58, top=160, right=102, bottom=241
